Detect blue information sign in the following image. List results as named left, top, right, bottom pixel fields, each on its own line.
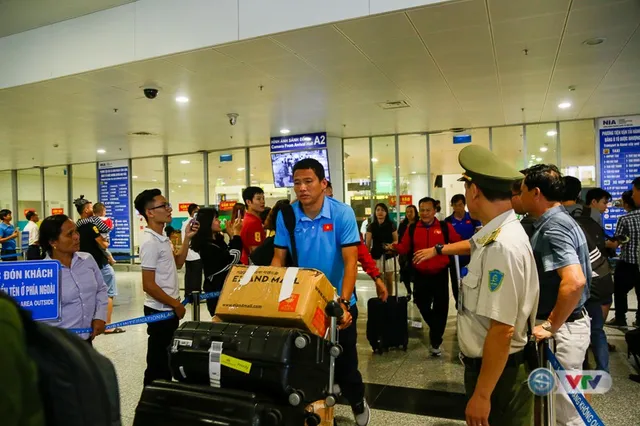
left=599, top=115, right=640, bottom=233
left=21, top=231, right=29, bottom=259
left=98, top=160, right=131, bottom=252
left=270, top=132, right=327, bottom=153
left=453, top=134, right=472, bottom=144
left=0, top=260, right=61, bottom=321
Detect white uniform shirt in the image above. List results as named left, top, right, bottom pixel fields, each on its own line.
left=140, top=228, right=179, bottom=311
left=181, top=217, right=200, bottom=262
left=24, top=221, right=39, bottom=246
left=458, top=209, right=539, bottom=358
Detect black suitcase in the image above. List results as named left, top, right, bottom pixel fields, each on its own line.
left=134, top=380, right=308, bottom=426
left=366, top=255, right=409, bottom=353
left=170, top=322, right=331, bottom=405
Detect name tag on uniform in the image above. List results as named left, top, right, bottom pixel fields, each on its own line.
left=323, top=224, right=333, bottom=232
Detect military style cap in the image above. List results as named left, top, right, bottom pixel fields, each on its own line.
left=458, top=145, right=523, bottom=192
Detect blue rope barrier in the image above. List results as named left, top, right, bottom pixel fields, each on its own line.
left=1, top=250, right=24, bottom=260
left=67, top=291, right=220, bottom=334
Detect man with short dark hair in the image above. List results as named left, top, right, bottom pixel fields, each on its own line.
left=607, top=177, right=640, bottom=327
left=241, top=186, right=266, bottom=264
left=271, top=159, right=370, bottom=426
left=181, top=203, right=202, bottom=297
left=24, top=210, right=41, bottom=260
left=388, top=197, right=461, bottom=356
left=585, top=188, right=612, bottom=218
left=520, top=164, right=591, bottom=426
left=0, top=209, right=19, bottom=261
left=562, top=178, right=604, bottom=226
left=510, top=180, right=535, bottom=237
left=134, top=189, right=199, bottom=386
left=445, top=194, right=481, bottom=308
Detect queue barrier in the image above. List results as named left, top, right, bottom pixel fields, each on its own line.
left=67, top=291, right=220, bottom=334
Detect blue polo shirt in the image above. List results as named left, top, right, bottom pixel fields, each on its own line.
left=274, top=196, right=361, bottom=305
left=0, top=222, right=17, bottom=250
left=445, top=212, right=480, bottom=265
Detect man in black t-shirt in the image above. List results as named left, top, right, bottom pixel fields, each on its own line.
left=74, top=196, right=110, bottom=268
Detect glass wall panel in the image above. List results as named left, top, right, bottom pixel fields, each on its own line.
left=249, top=146, right=291, bottom=208
left=560, top=120, right=596, bottom=187
left=132, top=157, right=166, bottom=255
left=525, top=123, right=558, bottom=169
left=492, top=126, right=524, bottom=175
left=398, top=134, right=427, bottom=221
left=168, top=153, right=205, bottom=234
left=343, top=138, right=371, bottom=227
left=371, top=136, right=397, bottom=221
left=209, top=149, right=246, bottom=208
left=430, top=128, right=490, bottom=217
left=71, top=163, right=97, bottom=221
left=17, top=169, right=41, bottom=230
left=0, top=171, right=13, bottom=213
left=44, top=166, right=68, bottom=218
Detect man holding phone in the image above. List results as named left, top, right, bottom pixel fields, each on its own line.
left=134, top=189, right=199, bottom=387
left=181, top=203, right=202, bottom=297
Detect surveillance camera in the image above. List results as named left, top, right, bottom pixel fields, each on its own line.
left=142, top=86, right=159, bottom=100
left=227, top=113, right=239, bottom=126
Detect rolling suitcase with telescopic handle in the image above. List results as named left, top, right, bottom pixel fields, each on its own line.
left=366, top=254, right=409, bottom=354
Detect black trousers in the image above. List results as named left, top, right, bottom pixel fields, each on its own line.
left=335, top=305, right=365, bottom=407
left=413, top=268, right=450, bottom=348
left=449, top=257, right=469, bottom=310
left=1, top=248, right=17, bottom=261
left=184, top=259, right=203, bottom=297
left=203, top=279, right=223, bottom=317
left=399, top=256, right=413, bottom=295
left=613, top=260, right=640, bottom=323
left=143, top=306, right=180, bottom=387
left=26, top=245, right=41, bottom=260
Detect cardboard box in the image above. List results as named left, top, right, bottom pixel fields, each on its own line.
left=215, top=266, right=337, bottom=337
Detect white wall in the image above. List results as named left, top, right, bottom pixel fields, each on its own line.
left=0, top=0, right=447, bottom=90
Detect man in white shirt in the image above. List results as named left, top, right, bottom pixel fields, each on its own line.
left=134, top=189, right=199, bottom=386
left=181, top=203, right=202, bottom=297
left=24, top=211, right=40, bottom=260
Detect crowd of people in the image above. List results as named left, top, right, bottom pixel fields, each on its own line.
left=3, top=147, right=640, bottom=426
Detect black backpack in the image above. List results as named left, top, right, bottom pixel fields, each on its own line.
left=569, top=206, right=613, bottom=303
left=0, top=292, right=121, bottom=426
left=250, top=203, right=298, bottom=266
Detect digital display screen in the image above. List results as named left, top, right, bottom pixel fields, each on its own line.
left=271, top=149, right=330, bottom=188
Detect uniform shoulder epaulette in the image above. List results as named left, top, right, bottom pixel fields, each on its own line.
left=480, top=227, right=501, bottom=246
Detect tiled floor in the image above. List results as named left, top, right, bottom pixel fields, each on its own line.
left=95, top=270, right=640, bottom=426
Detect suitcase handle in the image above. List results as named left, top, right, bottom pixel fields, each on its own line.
left=324, top=301, right=343, bottom=407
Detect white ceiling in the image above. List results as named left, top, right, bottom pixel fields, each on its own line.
left=0, top=0, right=136, bottom=38
left=0, top=0, right=639, bottom=171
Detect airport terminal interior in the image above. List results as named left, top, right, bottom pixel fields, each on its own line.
left=1, top=0, right=640, bottom=424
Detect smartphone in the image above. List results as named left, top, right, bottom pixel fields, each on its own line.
left=189, top=212, right=199, bottom=230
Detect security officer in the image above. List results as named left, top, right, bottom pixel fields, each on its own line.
left=413, top=145, right=539, bottom=426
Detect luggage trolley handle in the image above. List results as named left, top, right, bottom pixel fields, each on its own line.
left=382, top=252, right=398, bottom=297
left=324, top=301, right=344, bottom=407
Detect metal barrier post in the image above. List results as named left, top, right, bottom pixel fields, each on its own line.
left=546, top=338, right=556, bottom=426
left=191, top=291, right=200, bottom=321
left=536, top=339, right=556, bottom=426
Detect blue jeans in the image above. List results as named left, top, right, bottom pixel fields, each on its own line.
left=585, top=299, right=609, bottom=372
left=101, top=264, right=117, bottom=298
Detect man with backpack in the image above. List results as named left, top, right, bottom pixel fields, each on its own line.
left=386, top=197, right=461, bottom=356
left=562, top=176, right=614, bottom=372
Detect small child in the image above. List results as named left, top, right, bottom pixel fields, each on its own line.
left=93, top=202, right=115, bottom=266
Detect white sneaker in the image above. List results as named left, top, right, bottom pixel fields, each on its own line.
left=352, top=398, right=370, bottom=426
left=430, top=345, right=442, bottom=356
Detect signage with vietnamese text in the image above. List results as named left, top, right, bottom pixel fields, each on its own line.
left=98, top=160, right=131, bottom=252
left=178, top=203, right=193, bottom=212
left=389, top=195, right=413, bottom=207
left=598, top=115, right=640, bottom=233
left=0, top=260, right=61, bottom=321
left=51, top=208, right=64, bottom=215
left=270, top=132, right=327, bottom=153
left=219, top=200, right=237, bottom=211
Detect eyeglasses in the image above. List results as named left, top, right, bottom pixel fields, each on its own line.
left=149, top=203, right=172, bottom=211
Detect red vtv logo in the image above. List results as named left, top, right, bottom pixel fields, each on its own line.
left=557, top=371, right=612, bottom=394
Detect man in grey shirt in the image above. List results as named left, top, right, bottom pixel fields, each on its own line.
left=520, top=165, right=591, bottom=426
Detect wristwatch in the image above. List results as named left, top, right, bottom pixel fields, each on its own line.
left=541, top=320, right=554, bottom=333
left=339, top=298, right=351, bottom=309
left=435, top=244, right=444, bottom=255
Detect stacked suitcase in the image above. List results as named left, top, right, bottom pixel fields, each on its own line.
left=134, top=300, right=344, bottom=426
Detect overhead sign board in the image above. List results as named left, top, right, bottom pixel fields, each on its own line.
left=270, top=132, right=327, bottom=153
left=98, top=160, right=131, bottom=252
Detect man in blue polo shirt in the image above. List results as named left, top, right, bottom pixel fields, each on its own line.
left=272, top=158, right=369, bottom=426
left=0, top=209, right=19, bottom=261
left=445, top=194, right=481, bottom=308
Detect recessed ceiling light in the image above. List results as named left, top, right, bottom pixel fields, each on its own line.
left=540, top=146, right=549, bottom=152
left=558, top=102, right=572, bottom=109
left=97, top=149, right=106, bottom=154
left=152, top=179, right=158, bottom=182
left=536, top=157, right=543, bottom=162
left=182, top=179, right=188, bottom=183
left=531, top=155, right=536, bottom=158
left=180, top=160, right=190, bottom=164
left=280, top=129, right=290, bottom=134
left=411, top=171, right=417, bottom=174
left=132, top=175, right=138, bottom=179
left=546, top=130, right=557, bottom=137
left=250, top=174, right=254, bottom=177
left=178, top=185, right=181, bottom=188
left=175, top=96, right=189, bottom=103
left=371, top=158, right=378, bottom=163
left=583, top=37, right=606, bottom=46
left=251, top=180, right=258, bottom=184
left=237, top=167, right=245, bottom=171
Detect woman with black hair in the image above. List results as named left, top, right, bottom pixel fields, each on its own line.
left=39, top=214, right=108, bottom=343
left=397, top=204, right=418, bottom=298
left=190, top=208, right=243, bottom=316
left=365, top=203, right=398, bottom=296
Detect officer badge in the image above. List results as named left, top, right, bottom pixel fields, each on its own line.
left=488, top=269, right=504, bottom=292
